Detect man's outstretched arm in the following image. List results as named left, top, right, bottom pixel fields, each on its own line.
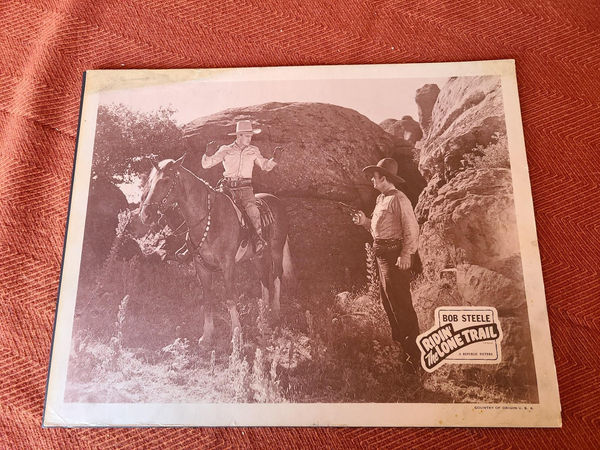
left=201, top=142, right=226, bottom=169
left=254, top=148, right=278, bottom=172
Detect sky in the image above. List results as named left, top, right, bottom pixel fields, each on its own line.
left=98, top=76, right=449, bottom=126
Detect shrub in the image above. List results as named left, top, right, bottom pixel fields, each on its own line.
left=228, top=327, right=251, bottom=402
left=249, top=348, right=285, bottom=403
left=365, top=243, right=379, bottom=299
left=462, top=133, right=510, bottom=170
left=161, top=338, right=191, bottom=371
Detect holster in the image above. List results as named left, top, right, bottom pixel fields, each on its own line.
left=372, top=238, right=403, bottom=257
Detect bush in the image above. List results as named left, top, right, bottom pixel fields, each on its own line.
left=462, top=133, right=510, bottom=170
left=93, top=104, right=187, bottom=180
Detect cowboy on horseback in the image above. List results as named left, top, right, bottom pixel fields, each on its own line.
left=201, top=120, right=283, bottom=253
left=139, top=153, right=292, bottom=345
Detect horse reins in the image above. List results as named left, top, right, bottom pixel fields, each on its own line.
left=172, top=173, right=214, bottom=255
left=186, top=189, right=212, bottom=251
left=146, top=169, right=214, bottom=253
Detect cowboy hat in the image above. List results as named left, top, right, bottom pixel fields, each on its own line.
left=227, top=120, right=262, bottom=136
left=362, top=158, right=406, bottom=184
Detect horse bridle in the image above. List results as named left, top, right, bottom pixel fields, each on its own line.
left=145, top=169, right=213, bottom=252
left=144, top=171, right=179, bottom=213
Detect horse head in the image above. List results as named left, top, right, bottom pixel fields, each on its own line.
left=139, top=155, right=185, bottom=225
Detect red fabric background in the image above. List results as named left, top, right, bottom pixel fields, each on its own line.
left=1, top=0, right=599, bottom=447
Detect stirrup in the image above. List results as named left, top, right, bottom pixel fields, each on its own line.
left=254, top=237, right=267, bottom=254
left=175, top=244, right=193, bottom=263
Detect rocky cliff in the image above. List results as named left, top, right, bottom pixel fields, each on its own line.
left=417, top=76, right=506, bottom=182
left=415, top=84, right=440, bottom=135
left=412, top=77, right=537, bottom=401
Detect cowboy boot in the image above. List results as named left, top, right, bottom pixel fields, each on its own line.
left=403, top=341, right=424, bottom=383
left=246, top=204, right=267, bottom=254
left=254, top=227, right=267, bottom=254
left=404, top=354, right=423, bottom=377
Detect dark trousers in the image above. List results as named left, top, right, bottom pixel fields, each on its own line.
left=376, top=249, right=421, bottom=363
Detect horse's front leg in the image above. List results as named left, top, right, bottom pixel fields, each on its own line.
left=271, top=244, right=285, bottom=322
left=195, top=261, right=215, bottom=346
left=256, top=253, right=278, bottom=321
left=221, top=260, right=241, bottom=338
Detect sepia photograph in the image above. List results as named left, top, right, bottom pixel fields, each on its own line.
left=44, top=61, right=560, bottom=427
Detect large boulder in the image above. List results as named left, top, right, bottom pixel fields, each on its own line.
left=285, top=198, right=367, bottom=291
left=183, top=102, right=425, bottom=206
left=160, top=103, right=426, bottom=288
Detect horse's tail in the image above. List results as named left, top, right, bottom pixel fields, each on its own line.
left=282, top=236, right=295, bottom=283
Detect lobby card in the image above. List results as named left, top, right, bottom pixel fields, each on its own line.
left=44, top=60, right=561, bottom=427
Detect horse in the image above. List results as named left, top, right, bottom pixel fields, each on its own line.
left=139, top=155, right=292, bottom=345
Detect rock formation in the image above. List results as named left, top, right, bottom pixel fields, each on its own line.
left=418, top=77, right=506, bottom=181
left=184, top=102, right=425, bottom=206
left=417, top=168, right=520, bottom=273
left=79, top=176, right=132, bottom=279
left=413, top=77, right=537, bottom=401
left=182, top=102, right=427, bottom=289
left=415, top=84, right=440, bottom=134
left=379, top=115, right=423, bottom=147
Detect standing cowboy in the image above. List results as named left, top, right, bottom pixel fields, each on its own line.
left=202, top=120, right=282, bottom=253
left=352, top=158, right=422, bottom=373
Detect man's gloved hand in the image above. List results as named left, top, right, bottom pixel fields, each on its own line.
left=273, top=146, right=285, bottom=161
left=205, top=141, right=218, bottom=157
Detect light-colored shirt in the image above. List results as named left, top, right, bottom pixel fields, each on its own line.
left=367, top=189, right=419, bottom=259
left=201, top=142, right=276, bottom=178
